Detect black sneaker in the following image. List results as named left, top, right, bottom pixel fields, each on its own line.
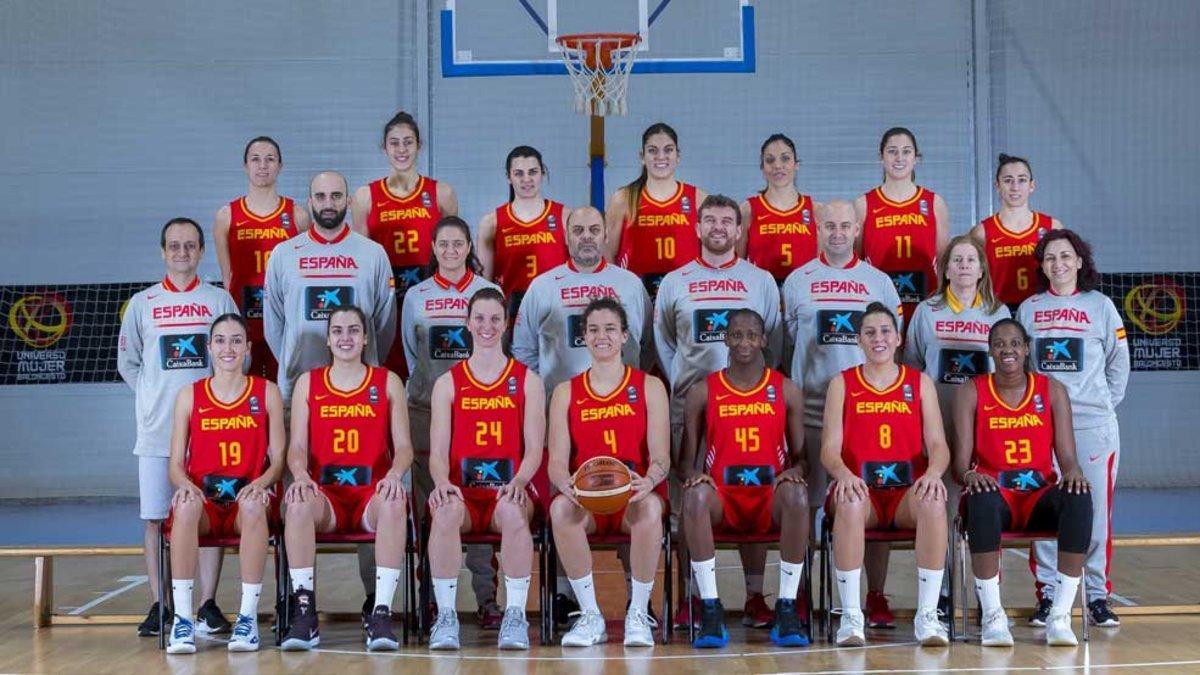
left=361, top=592, right=376, bottom=628
left=692, top=599, right=728, bottom=648
left=280, top=589, right=320, bottom=651
left=624, top=598, right=660, bottom=627
left=769, top=599, right=810, bottom=647
left=196, top=598, right=232, bottom=634
left=553, top=593, right=580, bottom=627
left=136, top=601, right=172, bottom=637
left=937, top=593, right=952, bottom=629
left=1029, top=597, right=1053, bottom=627
left=365, top=605, right=399, bottom=651
left=1088, top=598, right=1120, bottom=627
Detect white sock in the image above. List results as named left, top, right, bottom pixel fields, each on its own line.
left=975, top=575, right=1002, bottom=615
left=433, top=577, right=458, bottom=614
left=374, top=567, right=401, bottom=611
left=238, top=582, right=262, bottom=618
left=745, top=573, right=764, bottom=597
left=917, top=567, right=944, bottom=613
left=289, top=567, right=314, bottom=592
left=505, top=575, right=530, bottom=611
left=1051, top=572, right=1081, bottom=617
left=836, top=568, right=861, bottom=614
left=691, top=558, right=718, bottom=600
left=778, top=561, right=804, bottom=601
left=171, top=579, right=194, bottom=622
left=569, top=574, right=599, bottom=614
left=630, top=578, right=654, bottom=613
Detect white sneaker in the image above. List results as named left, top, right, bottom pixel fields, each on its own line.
left=836, top=609, right=866, bottom=646
left=429, top=610, right=461, bottom=650
left=166, top=615, right=197, bottom=654
left=561, top=610, right=607, bottom=647
left=623, top=607, right=656, bottom=647
left=979, top=608, right=1013, bottom=647
left=228, top=614, right=260, bottom=652
left=497, top=607, right=530, bottom=650
left=914, top=608, right=949, bottom=646
left=1045, top=612, right=1078, bottom=646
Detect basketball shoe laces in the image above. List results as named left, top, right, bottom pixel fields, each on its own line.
left=233, top=614, right=255, bottom=638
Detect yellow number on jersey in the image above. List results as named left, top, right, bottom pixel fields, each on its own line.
left=603, top=429, right=618, bottom=455
left=219, top=441, right=242, bottom=467
left=392, top=229, right=419, bottom=254
left=253, top=250, right=271, bottom=275
left=878, top=424, right=892, bottom=449
left=655, top=237, right=676, bottom=261
left=894, top=235, right=912, bottom=259
left=333, top=428, right=360, bottom=454
left=1004, top=439, right=1032, bottom=465
left=475, top=421, right=502, bottom=447
left=781, top=243, right=793, bottom=267
left=525, top=255, right=538, bottom=279
left=735, top=427, right=761, bottom=454
left=1016, top=267, right=1029, bottom=290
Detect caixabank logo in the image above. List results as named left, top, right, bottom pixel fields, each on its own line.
left=159, top=333, right=209, bottom=370
left=938, top=348, right=988, bottom=384
left=888, top=271, right=926, bottom=305
left=693, top=308, right=734, bottom=343
left=1035, top=337, right=1083, bottom=372
left=817, top=309, right=863, bottom=345
left=8, top=293, right=72, bottom=349
left=429, top=324, right=471, bottom=360
left=241, top=286, right=265, bottom=319
left=305, top=286, right=355, bottom=321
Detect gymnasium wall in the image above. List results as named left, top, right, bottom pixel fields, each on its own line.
left=0, top=1, right=1196, bottom=497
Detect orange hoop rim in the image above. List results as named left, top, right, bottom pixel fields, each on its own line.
left=556, top=32, right=641, bottom=69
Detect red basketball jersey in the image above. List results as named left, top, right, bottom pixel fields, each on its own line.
left=186, top=376, right=271, bottom=485
left=745, top=193, right=818, bottom=282
left=616, top=182, right=700, bottom=276
left=841, top=365, right=927, bottom=483
left=227, top=196, right=298, bottom=328
left=448, top=358, right=528, bottom=486
left=981, top=211, right=1051, bottom=306
left=972, top=373, right=1056, bottom=479
left=366, top=176, right=441, bottom=281
left=492, top=200, right=568, bottom=296
left=567, top=367, right=650, bottom=475
left=306, top=366, right=392, bottom=486
left=862, top=187, right=939, bottom=303
left=704, top=369, right=789, bottom=486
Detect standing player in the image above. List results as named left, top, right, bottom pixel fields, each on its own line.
left=352, top=111, right=458, bottom=377
left=605, top=122, right=709, bottom=302
left=213, top=136, right=310, bottom=380
left=738, top=133, right=820, bottom=284
left=425, top=288, right=546, bottom=651
left=679, top=309, right=811, bottom=648
left=821, top=303, right=951, bottom=647
left=280, top=306, right=414, bottom=652
left=953, top=319, right=1093, bottom=647
left=118, top=218, right=239, bottom=638
left=855, top=127, right=950, bottom=314
left=476, top=146, right=571, bottom=320
left=164, top=314, right=287, bottom=653
left=548, top=297, right=671, bottom=647
left=970, top=154, right=1064, bottom=311
left=1018, top=229, right=1129, bottom=628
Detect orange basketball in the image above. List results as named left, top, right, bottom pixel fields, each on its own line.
left=572, top=456, right=632, bottom=515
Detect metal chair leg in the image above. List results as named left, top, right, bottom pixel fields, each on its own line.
left=685, top=547, right=695, bottom=643
left=1081, top=575, right=1089, bottom=641
left=158, top=524, right=168, bottom=650
left=947, top=521, right=957, bottom=643
left=662, top=524, right=672, bottom=645
left=959, top=523, right=970, bottom=641
left=804, top=545, right=814, bottom=634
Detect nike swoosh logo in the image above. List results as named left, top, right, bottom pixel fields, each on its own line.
left=314, top=394, right=329, bottom=401
left=147, top=294, right=160, bottom=300
left=575, top=399, right=589, bottom=405
left=293, top=243, right=305, bottom=249
left=681, top=271, right=694, bottom=276
left=989, top=238, right=1006, bottom=244
left=1088, top=454, right=1102, bottom=463
left=983, top=404, right=998, bottom=412
left=715, top=394, right=732, bottom=401
left=872, top=207, right=885, bottom=214
left=554, top=275, right=568, bottom=281
left=375, top=202, right=390, bottom=208
left=198, top=406, right=213, bottom=414
left=460, top=386, right=472, bottom=391
left=850, top=391, right=867, bottom=397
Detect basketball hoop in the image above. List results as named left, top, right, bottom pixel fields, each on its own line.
left=556, top=32, right=641, bottom=117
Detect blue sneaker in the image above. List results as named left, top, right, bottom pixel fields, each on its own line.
left=228, top=613, right=260, bottom=652
left=770, top=599, right=810, bottom=647
left=166, top=615, right=197, bottom=654
left=692, top=599, right=728, bottom=649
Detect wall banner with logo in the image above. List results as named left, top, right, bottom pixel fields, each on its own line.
left=1101, top=273, right=1199, bottom=371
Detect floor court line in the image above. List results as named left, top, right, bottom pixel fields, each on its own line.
left=1004, top=549, right=1138, bottom=606
left=67, top=575, right=147, bottom=615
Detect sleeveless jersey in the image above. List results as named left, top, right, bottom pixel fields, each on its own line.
left=448, top=358, right=528, bottom=487
left=745, top=193, right=818, bottom=282
left=306, top=366, right=392, bottom=487
left=704, top=369, right=789, bottom=487
left=841, top=365, right=927, bottom=485
left=492, top=200, right=568, bottom=297
left=366, top=176, right=441, bottom=294
left=616, top=182, right=701, bottom=297
left=862, top=187, right=939, bottom=305
left=227, top=196, right=298, bottom=326
left=186, top=376, right=271, bottom=489
left=972, top=373, right=1056, bottom=480
left=981, top=211, right=1051, bottom=306
left=567, top=366, right=650, bottom=475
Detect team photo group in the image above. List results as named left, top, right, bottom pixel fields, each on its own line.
left=118, top=110, right=1128, bottom=656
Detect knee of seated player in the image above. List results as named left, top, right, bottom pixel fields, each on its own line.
left=550, top=494, right=585, bottom=525
left=430, top=499, right=464, bottom=531
left=1059, top=489, right=1094, bottom=520
left=628, top=493, right=664, bottom=526
left=775, top=480, right=809, bottom=512
left=492, top=498, right=530, bottom=532
left=375, top=493, right=408, bottom=522
left=173, top=497, right=204, bottom=522
left=834, top=496, right=869, bottom=524
left=682, top=484, right=714, bottom=519
left=913, top=491, right=947, bottom=522
left=285, top=495, right=319, bottom=524
left=238, top=498, right=267, bottom=525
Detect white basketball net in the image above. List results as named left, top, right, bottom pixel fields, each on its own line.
left=557, top=35, right=640, bottom=117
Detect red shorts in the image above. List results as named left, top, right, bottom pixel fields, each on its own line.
left=826, top=483, right=909, bottom=530
left=590, top=483, right=667, bottom=536
left=998, top=485, right=1053, bottom=532
left=714, top=485, right=775, bottom=534
left=319, top=484, right=376, bottom=534
left=165, top=492, right=280, bottom=539
left=461, top=485, right=541, bottom=535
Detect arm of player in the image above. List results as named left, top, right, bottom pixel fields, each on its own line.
left=933, top=194, right=951, bottom=277
left=241, top=382, right=287, bottom=506
left=294, top=203, right=311, bottom=232
left=902, top=303, right=926, bottom=370
left=781, top=273, right=802, bottom=379
left=510, top=285, right=540, bottom=373
left=952, top=380, right=994, bottom=493
left=968, top=222, right=985, bottom=246
left=761, top=277, right=784, bottom=369
left=372, top=249, right=399, bottom=361
left=350, top=185, right=372, bottom=236
left=852, top=194, right=868, bottom=255
left=377, top=372, right=413, bottom=501
left=476, top=212, right=497, bottom=281
left=427, top=372, right=462, bottom=507
left=652, top=284, right=679, bottom=386
left=1048, top=377, right=1089, bottom=494
left=263, top=244, right=286, bottom=360
left=214, top=204, right=233, bottom=291
left=636, top=284, right=656, bottom=371
left=777, top=378, right=808, bottom=484
left=500, top=371, right=546, bottom=507
left=116, top=294, right=144, bottom=391
left=167, top=386, right=203, bottom=504
left=437, top=180, right=459, bottom=218
left=677, top=379, right=709, bottom=486
left=1102, top=298, right=1131, bottom=409
left=821, top=374, right=867, bottom=503
left=400, top=291, right=419, bottom=378
left=632, top=374, right=671, bottom=504
left=545, top=381, right=579, bottom=506
left=914, top=373, right=950, bottom=502
left=884, top=276, right=905, bottom=333
left=603, top=188, right=628, bottom=263
left=284, top=374, right=318, bottom=503
left=735, top=200, right=751, bottom=259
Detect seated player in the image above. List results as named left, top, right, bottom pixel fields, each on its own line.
left=426, top=287, right=545, bottom=651
left=165, top=314, right=286, bottom=653
left=953, top=319, right=1092, bottom=646
left=680, top=309, right=811, bottom=648
left=821, top=303, right=951, bottom=647
left=280, top=305, right=414, bottom=652
left=548, top=297, right=671, bottom=647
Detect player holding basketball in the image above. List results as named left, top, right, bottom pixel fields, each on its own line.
left=679, top=309, right=811, bottom=648
left=426, top=288, right=546, bottom=651
left=954, top=319, right=1093, bottom=647
left=164, top=314, right=286, bottom=653
left=1017, top=229, right=1129, bottom=628
left=738, top=133, right=820, bottom=284
left=548, top=296, right=670, bottom=647
left=213, top=136, right=310, bottom=380
left=476, top=145, right=570, bottom=320
left=821, top=303, right=951, bottom=646
left=118, top=218, right=238, bottom=638
left=970, top=154, right=1064, bottom=312
left=280, top=305, right=414, bottom=652
left=352, top=111, right=458, bottom=377
left=606, top=122, right=709, bottom=302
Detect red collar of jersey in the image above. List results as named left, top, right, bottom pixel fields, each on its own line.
left=308, top=224, right=351, bottom=245
left=567, top=258, right=607, bottom=274
left=819, top=252, right=858, bottom=269
left=161, top=275, right=200, bottom=293
left=1047, top=286, right=1081, bottom=297
left=694, top=255, right=738, bottom=271
left=433, top=270, right=474, bottom=292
